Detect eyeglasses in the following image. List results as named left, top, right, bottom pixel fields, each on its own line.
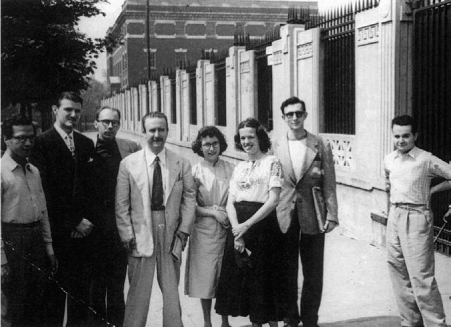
left=202, top=141, right=220, bottom=149
left=98, top=120, right=120, bottom=127
left=284, top=111, right=306, bottom=119
left=12, top=135, right=36, bottom=144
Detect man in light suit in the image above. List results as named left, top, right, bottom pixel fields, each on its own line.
left=88, top=107, right=141, bottom=326
left=116, top=111, right=196, bottom=327
left=30, top=92, right=95, bottom=326
left=273, top=97, right=339, bottom=327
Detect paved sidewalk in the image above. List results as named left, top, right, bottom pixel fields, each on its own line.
left=139, top=231, right=450, bottom=327
left=84, top=131, right=450, bottom=327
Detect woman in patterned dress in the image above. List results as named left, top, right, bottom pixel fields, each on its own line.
left=215, top=118, right=284, bottom=327
left=185, top=126, right=235, bottom=327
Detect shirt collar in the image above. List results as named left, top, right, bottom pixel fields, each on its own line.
left=1, top=152, right=32, bottom=173
left=145, top=146, right=167, bottom=167
left=54, top=122, right=74, bottom=140
left=395, top=146, right=419, bottom=159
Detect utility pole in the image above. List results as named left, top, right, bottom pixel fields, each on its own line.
left=146, top=0, right=151, bottom=112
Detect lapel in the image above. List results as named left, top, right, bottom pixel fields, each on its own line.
left=164, top=149, right=180, bottom=204
left=129, top=150, right=151, bottom=206
left=277, top=135, right=297, bottom=186
left=48, top=127, right=73, bottom=158
left=297, top=131, right=319, bottom=183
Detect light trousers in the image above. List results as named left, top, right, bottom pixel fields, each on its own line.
left=387, top=205, right=447, bottom=327
left=123, top=211, right=183, bottom=327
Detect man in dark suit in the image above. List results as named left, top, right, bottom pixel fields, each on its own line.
left=30, top=92, right=95, bottom=326
left=88, top=106, right=140, bottom=327
left=273, top=97, right=339, bottom=327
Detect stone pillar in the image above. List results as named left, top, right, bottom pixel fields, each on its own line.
left=226, top=46, right=246, bottom=142
left=180, top=70, right=191, bottom=142
left=237, top=50, right=257, bottom=122
left=204, top=62, right=216, bottom=126
left=196, top=60, right=210, bottom=128
left=270, top=24, right=304, bottom=141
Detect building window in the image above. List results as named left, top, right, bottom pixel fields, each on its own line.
left=174, top=49, right=187, bottom=68
left=150, top=52, right=156, bottom=69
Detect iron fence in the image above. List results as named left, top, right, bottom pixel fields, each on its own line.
left=412, top=0, right=451, bottom=255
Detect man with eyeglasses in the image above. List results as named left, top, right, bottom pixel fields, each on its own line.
left=273, top=96, right=338, bottom=327
left=87, top=106, right=140, bottom=326
left=30, top=91, right=96, bottom=326
left=1, top=114, right=57, bottom=326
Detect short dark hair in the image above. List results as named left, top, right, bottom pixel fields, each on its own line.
left=192, top=126, right=228, bottom=157
left=141, top=111, right=169, bottom=132
left=391, top=115, right=418, bottom=134
left=280, top=96, right=306, bottom=115
left=95, top=106, right=121, bottom=121
left=2, top=114, right=36, bottom=140
left=234, top=118, right=271, bottom=153
left=56, top=91, right=83, bottom=106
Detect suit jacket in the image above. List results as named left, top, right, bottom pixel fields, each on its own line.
left=114, top=137, right=142, bottom=158
left=273, top=131, right=338, bottom=235
left=88, top=137, right=141, bottom=229
left=30, top=127, right=95, bottom=235
left=115, top=147, right=196, bottom=257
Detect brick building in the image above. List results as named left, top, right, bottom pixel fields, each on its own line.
left=107, top=0, right=317, bottom=90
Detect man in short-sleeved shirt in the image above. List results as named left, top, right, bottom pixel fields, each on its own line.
left=1, top=114, right=57, bottom=326
left=384, top=115, right=449, bottom=327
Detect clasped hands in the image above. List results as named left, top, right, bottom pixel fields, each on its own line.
left=232, top=222, right=249, bottom=239
left=70, top=218, right=94, bottom=238
left=214, top=210, right=230, bottom=228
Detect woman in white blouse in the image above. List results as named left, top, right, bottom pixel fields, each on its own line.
left=215, top=118, right=284, bottom=327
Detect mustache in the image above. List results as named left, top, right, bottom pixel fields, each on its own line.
left=152, top=137, right=163, bottom=142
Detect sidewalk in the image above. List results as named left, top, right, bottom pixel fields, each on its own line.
left=84, top=131, right=451, bottom=327
left=141, top=231, right=450, bottom=327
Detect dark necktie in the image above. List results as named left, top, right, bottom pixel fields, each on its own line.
left=151, top=156, right=164, bottom=209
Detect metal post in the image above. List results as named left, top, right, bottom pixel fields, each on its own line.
left=145, top=0, right=151, bottom=113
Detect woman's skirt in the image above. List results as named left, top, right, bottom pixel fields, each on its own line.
left=214, top=201, right=283, bottom=324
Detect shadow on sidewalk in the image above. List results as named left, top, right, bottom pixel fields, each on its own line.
left=239, top=316, right=401, bottom=327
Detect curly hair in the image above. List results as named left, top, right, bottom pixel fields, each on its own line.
left=234, top=118, right=271, bottom=153
left=192, top=126, right=228, bottom=157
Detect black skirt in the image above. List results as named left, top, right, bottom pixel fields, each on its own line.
left=215, top=201, right=284, bottom=324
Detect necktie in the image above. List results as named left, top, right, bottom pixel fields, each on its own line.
left=151, top=156, right=164, bottom=209
left=67, top=135, right=75, bottom=157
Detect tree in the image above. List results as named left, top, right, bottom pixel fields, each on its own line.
left=1, top=0, right=117, bottom=114
left=81, top=78, right=108, bottom=116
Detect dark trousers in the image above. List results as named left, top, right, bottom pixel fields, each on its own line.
left=44, top=232, right=93, bottom=327
left=2, top=222, right=47, bottom=327
left=299, top=232, right=325, bottom=326
left=89, top=229, right=127, bottom=327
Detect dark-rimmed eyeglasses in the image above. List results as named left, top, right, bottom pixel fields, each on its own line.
left=202, top=141, right=220, bottom=149
left=284, top=111, right=306, bottom=119
left=12, top=135, right=36, bottom=144
left=99, top=120, right=120, bottom=127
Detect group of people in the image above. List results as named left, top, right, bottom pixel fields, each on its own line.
left=0, top=92, right=449, bottom=327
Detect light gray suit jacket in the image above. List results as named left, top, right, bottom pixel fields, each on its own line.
left=273, top=131, right=338, bottom=235
left=115, top=147, right=196, bottom=257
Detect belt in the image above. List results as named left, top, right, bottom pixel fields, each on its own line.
left=393, top=203, right=428, bottom=211
left=203, top=205, right=226, bottom=211
left=151, top=206, right=165, bottom=211
left=2, top=221, right=41, bottom=229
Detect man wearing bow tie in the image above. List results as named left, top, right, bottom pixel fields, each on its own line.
left=116, top=111, right=196, bottom=327
left=30, top=92, right=95, bottom=326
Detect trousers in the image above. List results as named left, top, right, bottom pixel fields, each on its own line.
left=387, top=205, right=447, bottom=327
left=123, top=211, right=183, bottom=327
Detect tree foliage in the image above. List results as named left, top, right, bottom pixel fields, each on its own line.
left=1, top=0, right=118, bottom=109
left=81, top=78, right=109, bottom=116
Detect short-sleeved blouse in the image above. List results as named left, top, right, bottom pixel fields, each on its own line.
left=229, top=155, right=283, bottom=203
left=193, top=159, right=235, bottom=209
